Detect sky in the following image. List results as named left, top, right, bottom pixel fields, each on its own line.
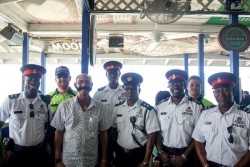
left=0, top=64, right=250, bottom=106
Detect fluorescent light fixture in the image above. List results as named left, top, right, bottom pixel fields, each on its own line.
left=0, top=23, right=23, bottom=45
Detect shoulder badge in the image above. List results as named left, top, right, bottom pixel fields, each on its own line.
left=238, top=105, right=250, bottom=113
left=98, top=86, right=106, bottom=91
left=203, top=105, right=216, bottom=110
left=8, top=93, right=20, bottom=99
left=141, top=101, right=154, bottom=110
left=157, top=97, right=169, bottom=105
left=188, top=96, right=201, bottom=105
left=115, top=100, right=125, bottom=107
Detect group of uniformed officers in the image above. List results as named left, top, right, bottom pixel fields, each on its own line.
left=0, top=60, right=250, bottom=167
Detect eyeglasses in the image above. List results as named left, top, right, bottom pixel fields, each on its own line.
left=29, top=104, right=35, bottom=118
left=227, top=126, right=234, bottom=144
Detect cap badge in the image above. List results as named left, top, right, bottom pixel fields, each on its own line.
left=172, top=74, right=176, bottom=79
left=111, top=65, right=114, bottom=69
left=217, top=77, right=222, bottom=83
left=127, top=76, right=132, bottom=81
left=32, top=69, right=37, bottom=74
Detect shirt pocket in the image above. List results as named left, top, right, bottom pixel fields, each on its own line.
left=201, top=124, right=214, bottom=144
left=34, top=111, right=47, bottom=121
left=116, top=117, right=124, bottom=132
left=88, top=115, right=99, bottom=132
left=10, top=111, right=26, bottom=129
left=183, top=115, right=195, bottom=135
left=159, top=115, right=169, bottom=131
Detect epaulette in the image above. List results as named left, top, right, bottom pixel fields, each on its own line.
left=141, top=101, right=154, bottom=110
left=203, top=105, right=216, bottom=110
left=188, top=96, right=201, bottom=105
left=8, top=93, right=20, bottom=99
left=158, top=97, right=169, bottom=105
left=98, top=86, right=106, bottom=91
left=40, top=95, right=51, bottom=105
left=115, top=100, right=125, bottom=107
left=238, top=105, right=250, bottom=113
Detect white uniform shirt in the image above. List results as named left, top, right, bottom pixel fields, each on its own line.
left=112, top=99, right=160, bottom=149
left=93, top=84, right=125, bottom=116
left=156, top=95, right=202, bottom=148
left=0, top=92, right=50, bottom=146
left=51, top=97, right=111, bottom=167
left=192, top=103, right=250, bottom=166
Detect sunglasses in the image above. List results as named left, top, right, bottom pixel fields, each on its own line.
left=29, top=104, right=35, bottom=118
left=227, top=125, right=234, bottom=144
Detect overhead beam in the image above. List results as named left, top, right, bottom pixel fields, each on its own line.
left=28, top=23, right=223, bottom=37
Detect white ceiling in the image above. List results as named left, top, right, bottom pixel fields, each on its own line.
left=0, top=0, right=250, bottom=66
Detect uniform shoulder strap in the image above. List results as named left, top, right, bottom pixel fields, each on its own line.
left=157, top=97, right=169, bottom=105
left=40, top=94, right=51, bottom=105
left=141, top=101, right=154, bottom=110
left=115, top=100, right=125, bottom=107
left=8, top=93, right=20, bottom=99
left=238, top=105, right=250, bottom=113
left=98, top=86, right=106, bottom=91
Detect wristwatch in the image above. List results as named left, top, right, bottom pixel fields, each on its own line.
left=54, top=158, right=62, bottom=164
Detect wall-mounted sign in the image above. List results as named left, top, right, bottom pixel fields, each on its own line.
left=48, top=38, right=82, bottom=54
left=218, top=24, right=250, bottom=52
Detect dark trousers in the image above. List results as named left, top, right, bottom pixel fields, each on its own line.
left=159, top=146, right=195, bottom=167
left=114, top=144, right=145, bottom=167
left=7, top=146, right=49, bottom=167
left=47, top=125, right=55, bottom=165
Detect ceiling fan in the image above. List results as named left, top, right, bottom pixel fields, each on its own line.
left=140, top=0, right=191, bottom=24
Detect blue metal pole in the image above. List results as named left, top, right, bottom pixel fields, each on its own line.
left=198, top=34, right=205, bottom=97
left=81, top=0, right=90, bottom=73
left=229, top=14, right=240, bottom=103
left=184, top=53, right=189, bottom=95
left=41, top=52, right=46, bottom=94
left=22, top=32, right=29, bottom=91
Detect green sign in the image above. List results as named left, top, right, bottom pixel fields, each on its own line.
left=218, top=24, right=250, bottom=52
left=205, top=1, right=250, bottom=26
left=205, top=17, right=250, bottom=26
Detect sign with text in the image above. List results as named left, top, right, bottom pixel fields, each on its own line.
left=48, top=38, right=82, bottom=54
left=218, top=24, right=250, bottom=52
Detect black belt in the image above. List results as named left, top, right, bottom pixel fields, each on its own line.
left=208, top=161, right=228, bottom=167
left=13, top=142, right=44, bottom=152
left=116, top=144, right=145, bottom=154
left=163, top=145, right=187, bottom=156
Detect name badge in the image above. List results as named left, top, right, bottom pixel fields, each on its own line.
left=205, top=121, right=211, bottom=125
left=161, top=112, right=166, bottom=115
left=101, top=100, right=107, bottom=102
left=117, top=114, right=122, bottom=117
left=14, top=111, right=22, bottom=114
